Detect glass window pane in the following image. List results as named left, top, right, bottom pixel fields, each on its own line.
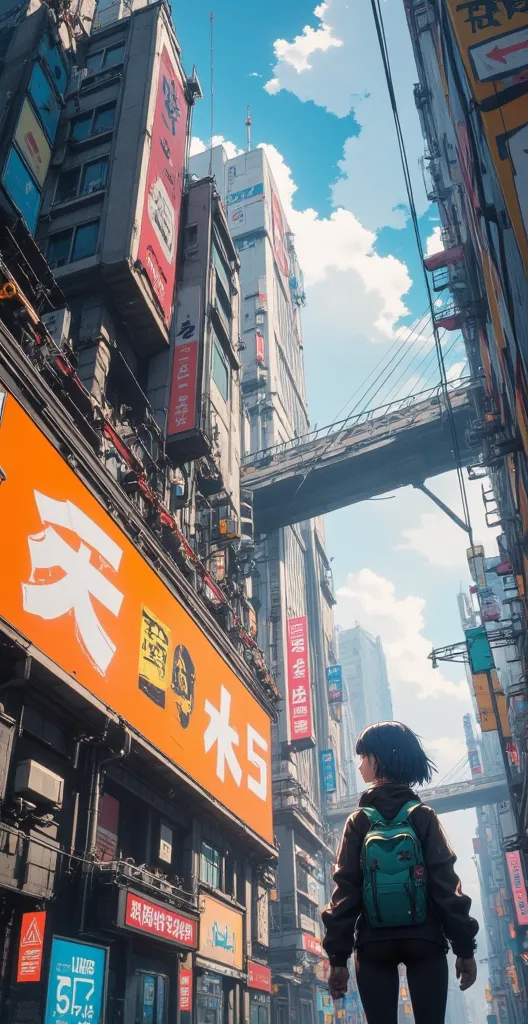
left=104, top=44, right=125, bottom=68
left=71, top=113, right=92, bottom=141
left=86, top=51, right=104, bottom=75
left=72, top=220, right=99, bottom=262
left=93, top=103, right=116, bottom=135
left=80, top=158, right=108, bottom=195
left=212, top=243, right=231, bottom=297
left=2, top=147, right=41, bottom=234
left=200, top=840, right=220, bottom=888
left=212, top=336, right=229, bottom=402
left=47, top=229, right=72, bottom=268
left=28, top=63, right=61, bottom=142
left=55, top=167, right=80, bottom=203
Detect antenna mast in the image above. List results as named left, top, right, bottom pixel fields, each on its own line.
left=245, top=105, right=252, bottom=152
left=209, top=11, right=214, bottom=176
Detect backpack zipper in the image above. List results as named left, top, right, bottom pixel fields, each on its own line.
left=371, top=867, right=382, bottom=923
left=405, top=881, right=417, bottom=924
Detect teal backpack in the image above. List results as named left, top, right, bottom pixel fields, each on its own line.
left=360, top=801, right=428, bottom=929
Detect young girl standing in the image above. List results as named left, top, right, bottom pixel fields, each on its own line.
left=322, top=721, right=478, bottom=1024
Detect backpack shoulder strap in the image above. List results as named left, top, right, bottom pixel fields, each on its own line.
left=391, top=800, right=421, bottom=824
left=361, top=806, right=388, bottom=828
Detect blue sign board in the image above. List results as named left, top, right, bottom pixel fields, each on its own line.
left=320, top=749, right=337, bottom=793
left=226, top=183, right=264, bottom=206
left=326, top=664, right=343, bottom=703
left=45, top=937, right=107, bottom=1024
left=2, top=147, right=41, bottom=233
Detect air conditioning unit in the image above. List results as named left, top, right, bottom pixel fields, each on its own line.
left=219, top=518, right=240, bottom=540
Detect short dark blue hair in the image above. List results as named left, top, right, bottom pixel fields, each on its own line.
left=355, top=721, right=436, bottom=787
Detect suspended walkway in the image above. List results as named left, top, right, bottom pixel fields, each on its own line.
left=242, top=379, right=480, bottom=533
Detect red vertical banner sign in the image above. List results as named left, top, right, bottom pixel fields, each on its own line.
left=256, top=331, right=265, bottom=364
left=179, top=968, right=193, bottom=1012
left=137, top=44, right=188, bottom=325
left=167, top=285, right=201, bottom=437
left=17, top=911, right=46, bottom=982
left=286, top=616, right=314, bottom=749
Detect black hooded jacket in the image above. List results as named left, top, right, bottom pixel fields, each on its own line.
left=322, top=783, right=479, bottom=965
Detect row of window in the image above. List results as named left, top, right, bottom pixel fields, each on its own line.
left=47, top=220, right=100, bottom=268
left=85, top=42, right=125, bottom=77
left=54, top=157, right=109, bottom=204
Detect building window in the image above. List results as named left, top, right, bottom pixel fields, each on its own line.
left=212, top=241, right=231, bottom=298
left=47, top=220, right=100, bottom=268
left=70, top=103, right=116, bottom=142
left=200, top=840, right=221, bottom=889
left=184, top=224, right=198, bottom=251
left=72, top=221, right=99, bottom=261
left=86, top=43, right=125, bottom=76
left=80, top=158, right=108, bottom=195
left=28, top=63, right=61, bottom=143
left=55, top=167, right=81, bottom=203
left=212, top=334, right=229, bottom=402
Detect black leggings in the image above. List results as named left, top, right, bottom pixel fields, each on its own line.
left=355, top=939, right=449, bottom=1024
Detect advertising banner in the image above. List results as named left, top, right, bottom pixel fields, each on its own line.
left=320, top=749, right=337, bottom=793
left=326, top=664, right=343, bottom=704
left=14, top=99, right=51, bottom=187
left=286, top=616, right=314, bottom=748
left=17, top=911, right=46, bottom=983
left=123, top=891, right=198, bottom=947
left=0, top=387, right=273, bottom=844
left=247, top=961, right=272, bottom=993
left=271, top=189, right=289, bottom=287
left=302, top=933, right=322, bottom=956
left=167, top=285, right=201, bottom=438
left=137, top=43, right=188, bottom=324
left=179, top=968, right=193, bottom=1012
left=199, top=895, right=243, bottom=970
left=44, top=937, right=107, bottom=1024
left=505, top=850, right=528, bottom=925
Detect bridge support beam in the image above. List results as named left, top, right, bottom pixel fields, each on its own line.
left=414, top=482, right=470, bottom=534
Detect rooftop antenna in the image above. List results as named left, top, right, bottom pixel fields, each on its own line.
left=209, top=11, right=214, bottom=177
left=245, top=105, right=252, bottom=152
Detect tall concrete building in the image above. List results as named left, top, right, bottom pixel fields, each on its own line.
left=0, top=4, right=280, bottom=1024
left=190, top=144, right=343, bottom=1024
left=338, top=625, right=393, bottom=789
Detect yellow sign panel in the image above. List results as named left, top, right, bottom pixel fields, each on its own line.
left=14, top=99, right=51, bottom=187
left=447, top=1, right=528, bottom=271
left=199, top=895, right=243, bottom=970
left=472, top=671, right=511, bottom=736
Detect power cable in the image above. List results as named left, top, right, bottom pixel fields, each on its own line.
left=380, top=322, right=437, bottom=405
left=370, top=0, right=474, bottom=546
left=401, top=334, right=463, bottom=399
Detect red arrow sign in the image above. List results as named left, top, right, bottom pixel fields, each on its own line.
left=486, top=38, right=528, bottom=65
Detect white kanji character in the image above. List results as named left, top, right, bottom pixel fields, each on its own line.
left=204, top=685, right=242, bottom=785
left=292, top=685, right=307, bottom=705
left=183, top=922, right=193, bottom=942
left=292, top=658, right=306, bottom=680
left=22, top=491, right=124, bottom=675
left=142, top=904, right=154, bottom=927
left=291, top=636, right=305, bottom=653
left=295, top=720, right=309, bottom=734
left=130, top=900, right=142, bottom=922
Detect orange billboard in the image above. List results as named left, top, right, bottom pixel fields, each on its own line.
left=0, top=386, right=273, bottom=845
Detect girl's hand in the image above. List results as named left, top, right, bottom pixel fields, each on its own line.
left=329, top=965, right=349, bottom=999
left=455, top=956, right=477, bottom=991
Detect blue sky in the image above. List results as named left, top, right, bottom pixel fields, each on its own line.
left=175, top=2, right=495, bottom=1010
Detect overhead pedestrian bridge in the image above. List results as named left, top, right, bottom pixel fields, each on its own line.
left=324, top=773, right=509, bottom=825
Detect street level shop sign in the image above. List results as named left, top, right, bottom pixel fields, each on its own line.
left=44, top=937, right=107, bottom=1024
left=120, top=890, right=198, bottom=948
left=17, top=911, right=46, bottom=983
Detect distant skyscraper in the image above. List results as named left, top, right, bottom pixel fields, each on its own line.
left=338, top=625, right=393, bottom=788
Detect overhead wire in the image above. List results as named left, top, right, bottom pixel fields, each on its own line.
left=369, top=0, right=474, bottom=546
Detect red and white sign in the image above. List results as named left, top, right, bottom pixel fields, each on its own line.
left=137, top=43, right=188, bottom=324
left=17, top=911, right=46, bottom=983
left=256, top=331, right=265, bottom=364
left=248, top=961, right=272, bottom=993
left=271, top=190, right=289, bottom=285
left=286, top=616, right=313, bottom=746
left=179, top=968, right=193, bottom=1012
left=505, top=851, right=528, bottom=926
left=167, top=285, right=201, bottom=437
left=302, top=933, right=322, bottom=956
left=124, top=892, right=198, bottom=948
left=470, top=27, right=528, bottom=83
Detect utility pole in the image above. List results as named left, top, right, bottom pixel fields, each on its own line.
left=245, top=105, right=252, bottom=152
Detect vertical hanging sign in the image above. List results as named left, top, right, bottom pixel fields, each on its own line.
left=17, top=911, right=46, bottom=983
left=179, top=968, right=193, bottom=1012
left=286, top=616, right=314, bottom=749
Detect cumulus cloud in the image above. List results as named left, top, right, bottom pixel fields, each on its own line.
left=264, top=0, right=428, bottom=231
left=336, top=568, right=470, bottom=704
left=189, top=136, right=206, bottom=156
left=259, top=143, right=411, bottom=337
left=426, top=225, right=444, bottom=257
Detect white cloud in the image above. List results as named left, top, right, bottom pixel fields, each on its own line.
left=336, top=568, right=471, bottom=705
left=189, top=136, right=206, bottom=156
left=265, top=0, right=428, bottom=231
left=396, top=472, right=500, bottom=570
left=426, top=225, right=444, bottom=257
left=259, top=143, right=411, bottom=338
left=427, top=735, right=469, bottom=775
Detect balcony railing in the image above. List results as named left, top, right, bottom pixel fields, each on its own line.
left=95, top=859, right=198, bottom=913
